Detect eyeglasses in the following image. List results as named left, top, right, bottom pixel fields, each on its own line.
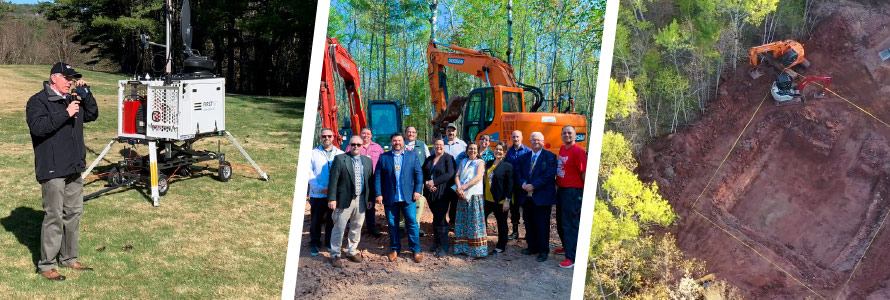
left=320, top=135, right=333, bottom=138
left=350, top=143, right=363, bottom=147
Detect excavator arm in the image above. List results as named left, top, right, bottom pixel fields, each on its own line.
left=320, top=37, right=367, bottom=148
left=427, top=40, right=521, bottom=133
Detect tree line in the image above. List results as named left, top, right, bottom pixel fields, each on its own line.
left=326, top=0, right=605, bottom=142
left=0, top=0, right=316, bottom=97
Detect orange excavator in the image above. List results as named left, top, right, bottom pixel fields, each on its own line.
left=320, top=37, right=403, bottom=149
left=426, top=40, right=587, bottom=153
left=748, top=39, right=811, bottom=79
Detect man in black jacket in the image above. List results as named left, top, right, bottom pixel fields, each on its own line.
left=26, top=63, right=98, bottom=280
left=327, top=136, right=374, bottom=268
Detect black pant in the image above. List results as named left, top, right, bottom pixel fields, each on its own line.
left=430, top=197, right=451, bottom=247
left=510, top=188, right=523, bottom=225
left=483, top=200, right=509, bottom=250
left=522, top=199, right=552, bottom=253
left=364, top=203, right=377, bottom=232
left=559, top=187, right=583, bottom=262
left=309, top=197, right=333, bottom=248
left=556, top=193, right=563, bottom=246
left=447, top=189, right=458, bottom=229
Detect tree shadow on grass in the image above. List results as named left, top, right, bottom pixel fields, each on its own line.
left=0, top=206, right=43, bottom=268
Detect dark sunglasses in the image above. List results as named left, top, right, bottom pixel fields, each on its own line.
left=320, top=135, right=333, bottom=138
left=350, top=143, right=363, bottom=147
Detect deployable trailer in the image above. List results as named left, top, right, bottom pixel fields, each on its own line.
left=81, top=0, right=267, bottom=206
left=82, top=77, right=269, bottom=206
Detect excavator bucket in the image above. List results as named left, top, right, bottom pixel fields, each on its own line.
left=748, top=67, right=765, bottom=79
left=432, top=96, right=468, bottom=134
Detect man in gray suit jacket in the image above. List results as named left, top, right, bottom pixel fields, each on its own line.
left=328, top=136, right=374, bottom=268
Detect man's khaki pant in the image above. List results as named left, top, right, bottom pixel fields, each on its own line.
left=38, top=174, right=83, bottom=272
left=330, top=196, right=366, bottom=258
left=399, top=196, right=425, bottom=229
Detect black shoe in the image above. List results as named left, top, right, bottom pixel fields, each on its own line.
left=521, top=248, right=535, bottom=255
left=309, top=245, right=320, bottom=256
left=508, top=224, right=519, bottom=240
left=536, top=253, right=548, bottom=262
left=370, top=229, right=383, bottom=237
left=419, top=229, right=426, bottom=237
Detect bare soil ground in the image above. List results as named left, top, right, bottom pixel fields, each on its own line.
left=294, top=199, right=572, bottom=299
left=639, top=2, right=890, bottom=299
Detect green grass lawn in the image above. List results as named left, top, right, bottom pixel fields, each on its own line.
left=0, top=65, right=302, bottom=298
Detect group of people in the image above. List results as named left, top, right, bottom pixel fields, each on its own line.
left=308, top=122, right=587, bottom=269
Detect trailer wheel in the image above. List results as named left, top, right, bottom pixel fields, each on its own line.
left=107, top=167, right=124, bottom=186
left=218, top=161, right=232, bottom=182
left=158, top=174, right=169, bottom=196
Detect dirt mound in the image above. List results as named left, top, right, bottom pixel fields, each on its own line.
left=639, top=3, right=890, bottom=299
left=293, top=202, right=572, bottom=299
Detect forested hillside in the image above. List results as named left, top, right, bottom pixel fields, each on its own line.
left=588, top=0, right=825, bottom=298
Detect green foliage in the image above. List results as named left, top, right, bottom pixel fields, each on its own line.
left=599, top=131, right=636, bottom=178
left=606, top=78, right=638, bottom=121
left=654, top=19, right=693, bottom=55
left=586, top=234, right=709, bottom=299
left=45, top=0, right=162, bottom=68
left=603, top=166, right=675, bottom=228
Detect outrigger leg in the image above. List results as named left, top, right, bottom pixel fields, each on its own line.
left=82, top=139, right=117, bottom=180
left=225, top=131, right=270, bottom=181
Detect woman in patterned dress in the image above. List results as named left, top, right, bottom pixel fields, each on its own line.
left=453, top=143, right=487, bottom=260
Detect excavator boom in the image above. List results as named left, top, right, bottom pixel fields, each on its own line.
left=320, top=37, right=367, bottom=148
left=427, top=40, right=521, bottom=132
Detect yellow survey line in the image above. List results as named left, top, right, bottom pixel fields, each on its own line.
left=810, top=82, right=890, bottom=299
left=690, top=90, right=824, bottom=298
left=692, top=209, right=826, bottom=299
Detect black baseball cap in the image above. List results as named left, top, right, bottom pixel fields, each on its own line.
left=50, top=62, right=82, bottom=78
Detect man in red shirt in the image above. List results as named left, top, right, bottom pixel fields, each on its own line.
left=555, top=125, right=586, bottom=268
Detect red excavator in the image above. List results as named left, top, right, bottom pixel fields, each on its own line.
left=426, top=40, right=587, bottom=153
left=749, top=39, right=811, bottom=79
left=771, top=72, right=833, bottom=105
left=320, top=37, right=402, bottom=149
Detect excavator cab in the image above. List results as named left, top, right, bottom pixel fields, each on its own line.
left=462, top=86, right=523, bottom=144
left=368, top=100, right=404, bottom=150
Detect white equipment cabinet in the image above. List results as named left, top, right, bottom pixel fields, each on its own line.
left=117, top=78, right=227, bottom=140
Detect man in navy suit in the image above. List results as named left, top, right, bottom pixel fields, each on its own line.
left=374, top=132, right=424, bottom=263
left=516, top=132, right=558, bottom=262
